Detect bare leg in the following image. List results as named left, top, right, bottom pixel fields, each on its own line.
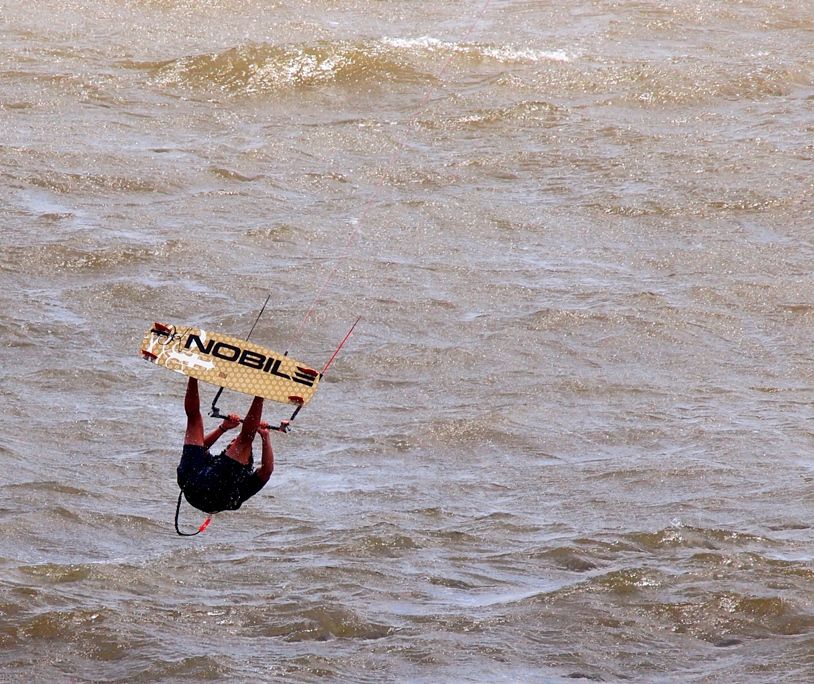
left=183, top=377, right=205, bottom=446
left=257, top=428, right=274, bottom=483
left=225, top=396, right=263, bottom=465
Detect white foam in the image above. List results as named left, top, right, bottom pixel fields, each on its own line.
left=381, top=36, right=571, bottom=63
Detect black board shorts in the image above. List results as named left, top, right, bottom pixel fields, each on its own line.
left=177, top=445, right=266, bottom=514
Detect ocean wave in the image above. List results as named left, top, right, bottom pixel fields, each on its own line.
left=648, top=591, right=814, bottom=644
left=6, top=237, right=200, bottom=284
left=595, top=61, right=809, bottom=107
left=28, top=170, right=163, bottom=194
left=515, top=558, right=814, bottom=640
left=167, top=599, right=394, bottom=643
left=281, top=603, right=394, bottom=642
left=244, top=224, right=298, bottom=242
left=9, top=243, right=157, bottom=275
left=533, top=546, right=599, bottom=573
left=689, top=551, right=814, bottom=581
left=590, top=187, right=789, bottom=218
left=139, top=37, right=572, bottom=96
left=570, top=565, right=814, bottom=641
left=122, top=655, right=229, bottom=681
left=1, top=480, right=91, bottom=497
left=506, top=53, right=811, bottom=109
left=623, top=525, right=768, bottom=551
left=208, top=166, right=261, bottom=182
left=421, top=100, right=566, bottom=130
left=143, top=41, right=432, bottom=95
left=329, top=523, right=422, bottom=559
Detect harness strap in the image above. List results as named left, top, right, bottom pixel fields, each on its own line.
left=174, top=490, right=213, bottom=536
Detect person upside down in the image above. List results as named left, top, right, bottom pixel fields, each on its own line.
left=178, top=377, right=273, bottom=514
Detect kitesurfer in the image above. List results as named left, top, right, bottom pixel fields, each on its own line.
left=177, top=377, right=273, bottom=514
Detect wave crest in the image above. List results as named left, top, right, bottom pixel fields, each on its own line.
left=380, top=36, right=572, bottom=64
left=141, top=37, right=572, bottom=96
left=147, top=42, right=430, bottom=94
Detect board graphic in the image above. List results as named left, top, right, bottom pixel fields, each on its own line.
left=140, top=323, right=320, bottom=405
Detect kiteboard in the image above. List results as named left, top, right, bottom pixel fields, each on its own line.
left=140, top=323, right=320, bottom=406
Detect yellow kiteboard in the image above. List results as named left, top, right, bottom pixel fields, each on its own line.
left=140, top=323, right=320, bottom=406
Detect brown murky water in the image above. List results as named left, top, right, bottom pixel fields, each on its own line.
left=1, top=1, right=813, bottom=681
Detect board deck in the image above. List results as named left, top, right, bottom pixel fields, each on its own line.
left=140, top=323, right=320, bottom=405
